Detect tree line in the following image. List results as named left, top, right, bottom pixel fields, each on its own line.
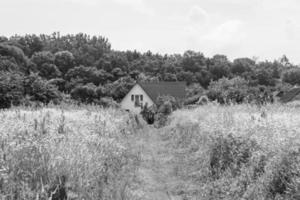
left=0, top=32, right=298, bottom=108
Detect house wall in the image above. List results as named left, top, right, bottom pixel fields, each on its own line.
left=120, top=84, right=154, bottom=113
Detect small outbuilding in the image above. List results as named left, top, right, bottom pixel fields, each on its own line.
left=279, top=87, right=300, bottom=103
left=120, top=82, right=186, bottom=113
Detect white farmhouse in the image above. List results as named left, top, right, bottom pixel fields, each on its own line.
left=121, top=82, right=186, bottom=113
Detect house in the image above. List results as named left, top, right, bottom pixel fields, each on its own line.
left=272, top=91, right=284, bottom=103
left=279, top=87, right=300, bottom=103
left=120, top=82, right=186, bottom=113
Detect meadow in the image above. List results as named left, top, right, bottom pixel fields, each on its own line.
left=0, top=105, right=143, bottom=200
left=163, top=104, right=300, bottom=200
left=0, top=104, right=299, bottom=200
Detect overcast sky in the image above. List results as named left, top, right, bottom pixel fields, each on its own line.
left=1, top=0, right=300, bottom=63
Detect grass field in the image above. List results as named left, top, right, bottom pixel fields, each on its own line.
left=0, top=104, right=299, bottom=200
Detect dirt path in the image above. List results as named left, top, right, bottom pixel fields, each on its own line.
left=129, top=126, right=182, bottom=200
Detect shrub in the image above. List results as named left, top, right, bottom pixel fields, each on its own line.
left=70, top=83, right=97, bottom=103
left=154, top=95, right=182, bottom=127
left=140, top=103, right=156, bottom=124
left=98, top=97, right=119, bottom=108
left=209, top=77, right=249, bottom=103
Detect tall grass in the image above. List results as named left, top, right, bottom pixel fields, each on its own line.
left=1, top=104, right=300, bottom=200
left=164, top=104, right=300, bottom=200
left=0, top=106, right=141, bottom=200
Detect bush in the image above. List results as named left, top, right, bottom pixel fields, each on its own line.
left=70, top=84, right=97, bottom=103
left=153, top=96, right=182, bottom=127
left=140, top=103, right=156, bottom=124
left=98, top=97, right=119, bottom=108
left=207, top=77, right=249, bottom=104
left=140, top=95, right=182, bottom=127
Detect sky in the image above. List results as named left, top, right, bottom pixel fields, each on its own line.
left=1, top=0, right=300, bottom=63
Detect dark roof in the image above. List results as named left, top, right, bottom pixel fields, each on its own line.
left=139, top=81, right=186, bottom=102
left=280, top=87, right=300, bottom=103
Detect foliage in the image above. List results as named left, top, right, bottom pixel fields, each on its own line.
left=70, top=83, right=97, bottom=103
left=207, top=77, right=249, bottom=104
left=0, top=107, right=139, bottom=200
left=54, top=51, right=75, bottom=75
left=163, top=105, right=300, bottom=200
left=104, top=76, right=135, bottom=101
left=0, top=32, right=299, bottom=107
left=0, top=72, right=24, bottom=108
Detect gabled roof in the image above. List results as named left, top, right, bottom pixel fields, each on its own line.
left=138, top=81, right=186, bottom=102
left=280, top=87, right=300, bottom=103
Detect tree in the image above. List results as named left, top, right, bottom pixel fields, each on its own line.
left=195, top=70, right=212, bottom=88
left=181, top=50, right=206, bottom=73
left=10, top=34, right=44, bottom=57
left=65, top=66, right=111, bottom=86
left=231, top=58, right=254, bottom=75
left=163, top=73, right=177, bottom=81
left=254, top=69, right=275, bottom=86
left=0, top=44, right=29, bottom=67
left=279, top=55, right=291, bottom=67
left=39, top=63, right=62, bottom=79
left=0, top=56, right=19, bottom=71
left=54, top=51, right=75, bottom=74
left=0, top=72, right=24, bottom=108
left=176, top=71, right=196, bottom=85
left=31, top=51, right=55, bottom=66
left=105, top=76, right=135, bottom=100
left=23, top=73, right=61, bottom=104
left=208, top=55, right=231, bottom=80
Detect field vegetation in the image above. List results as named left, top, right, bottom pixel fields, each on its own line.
left=162, top=104, right=300, bottom=200
left=0, top=105, right=143, bottom=200
left=0, top=104, right=300, bottom=200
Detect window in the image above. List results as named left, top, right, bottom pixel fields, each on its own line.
left=134, top=95, right=140, bottom=107
left=140, top=95, right=143, bottom=101
left=131, top=95, right=134, bottom=101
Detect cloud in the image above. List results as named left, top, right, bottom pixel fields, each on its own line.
left=285, top=19, right=300, bottom=41
left=112, top=0, right=153, bottom=15
left=203, top=19, right=244, bottom=44
left=183, top=18, right=245, bottom=57
left=187, top=6, right=209, bottom=24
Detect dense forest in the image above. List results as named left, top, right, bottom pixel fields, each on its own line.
left=0, top=32, right=299, bottom=108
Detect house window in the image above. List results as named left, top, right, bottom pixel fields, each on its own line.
left=134, top=95, right=140, bottom=107
left=140, top=95, right=143, bottom=101
left=131, top=95, right=134, bottom=101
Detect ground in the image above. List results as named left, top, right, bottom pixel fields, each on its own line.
left=129, top=126, right=182, bottom=200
